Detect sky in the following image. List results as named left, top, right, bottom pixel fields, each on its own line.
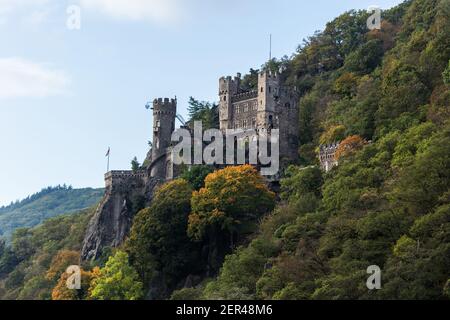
left=0, top=0, right=404, bottom=206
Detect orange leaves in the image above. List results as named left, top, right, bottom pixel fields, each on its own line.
left=334, top=135, right=368, bottom=161
left=188, top=165, right=275, bottom=241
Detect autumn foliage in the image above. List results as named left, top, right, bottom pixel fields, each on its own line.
left=188, top=165, right=275, bottom=242
left=334, top=135, right=368, bottom=161
left=52, top=267, right=100, bottom=300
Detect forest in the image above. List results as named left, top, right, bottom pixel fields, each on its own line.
left=0, top=0, right=449, bottom=300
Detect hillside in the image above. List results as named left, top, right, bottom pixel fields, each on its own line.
left=0, top=186, right=104, bottom=241
left=0, top=0, right=448, bottom=300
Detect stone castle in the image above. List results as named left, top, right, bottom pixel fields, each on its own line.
left=81, top=69, right=300, bottom=261
left=319, top=142, right=340, bottom=172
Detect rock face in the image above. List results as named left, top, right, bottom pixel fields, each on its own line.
left=81, top=173, right=160, bottom=261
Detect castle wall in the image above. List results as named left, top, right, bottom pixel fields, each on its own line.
left=319, top=143, right=340, bottom=172
left=231, top=98, right=258, bottom=129
left=219, top=70, right=299, bottom=165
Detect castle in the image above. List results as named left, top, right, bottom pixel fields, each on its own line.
left=81, top=69, right=300, bottom=261
left=318, top=143, right=340, bottom=172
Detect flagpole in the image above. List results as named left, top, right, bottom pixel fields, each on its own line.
left=269, top=34, right=272, bottom=61
left=106, top=147, right=110, bottom=173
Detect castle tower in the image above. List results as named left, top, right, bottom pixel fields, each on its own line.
left=150, top=98, right=177, bottom=178
left=256, top=70, right=280, bottom=131
left=219, top=74, right=240, bottom=131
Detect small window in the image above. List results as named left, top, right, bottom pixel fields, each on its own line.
left=224, top=96, right=227, bottom=102
left=261, top=87, right=264, bottom=93
left=269, top=86, right=272, bottom=93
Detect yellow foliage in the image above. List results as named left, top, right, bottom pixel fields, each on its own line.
left=188, top=165, right=275, bottom=241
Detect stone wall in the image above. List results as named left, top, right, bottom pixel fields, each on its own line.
left=319, top=143, right=340, bottom=172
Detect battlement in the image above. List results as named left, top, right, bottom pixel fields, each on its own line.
left=152, top=98, right=177, bottom=114
left=219, top=73, right=241, bottom=95
left=231, top=90, right=258, bottom=103
left=105, top=170, right=147, bottom=190
left=259, top=70, right=280, bottom=79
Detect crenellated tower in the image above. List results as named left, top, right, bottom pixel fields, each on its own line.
left=256, top=70, right=281, bottom=131
left=219, top=74, right=241, bottom=130
left=150, top=97, right=177, bottom=178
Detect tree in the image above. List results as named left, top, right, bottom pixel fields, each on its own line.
left=188, top=166, right=275, bottom=271
left=319, top=125, right=346, bottom=145
left=443, top=60, right=450, bottom=85
left=46, top=250, right=80, bottom=282
left=52, top=267, right=100, bottom=300
left=131, top=157, right=140, bottom=172
left=334, top=135, right=367, bottom=161
left=89, top=251, right=143, bottom=300
left=187, top=97, right=219, bottom=130
left=126, top=180, right=202, bottom=295
left=180, top=165, right=214, bottom=190
left=240, top=68, right=259, bottom=91
left=344, top=39, right=384, bottom=74
left=280, top=166, right=323, bottom=215
left=334, top=72, right=359, bottom=97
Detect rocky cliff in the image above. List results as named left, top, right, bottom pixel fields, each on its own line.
left=81, top=173, right=160, bottom=261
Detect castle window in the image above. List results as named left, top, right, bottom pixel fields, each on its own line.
left=269, top=86, right=272, bottom=93
left=224, top=96, right=227, bottom=102
left=285, top=103, right=291, bottom=108
left=261, top=87, right=264, bottom=93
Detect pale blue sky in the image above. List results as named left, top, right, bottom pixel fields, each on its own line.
left=0, top=0, right=404, bottom=206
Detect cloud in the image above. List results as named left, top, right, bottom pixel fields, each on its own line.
left=0, top=57, right=70, bottom=99
left=79, top=0, right=183, bottom=25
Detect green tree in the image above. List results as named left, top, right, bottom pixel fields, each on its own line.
left=127, top=180, right=202, bottom=294
left=188, top=165, right=275, bottom=271
left=187, top=97, right=219, bottom=130
left=180, top=165, right=214, bottom=190
left=131, top=157, right=140, bottom=172
left=443, top=60, right=450, bottom=85
left=89, top=251, right=143, bottom=300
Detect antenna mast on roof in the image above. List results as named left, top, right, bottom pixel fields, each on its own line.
left=269, top=34, right=272, bottom=61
